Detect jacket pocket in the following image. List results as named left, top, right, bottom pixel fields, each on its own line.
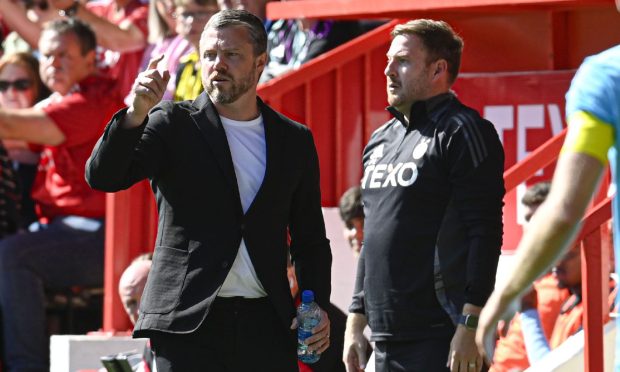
left=140, top=246, right=189, bottom=314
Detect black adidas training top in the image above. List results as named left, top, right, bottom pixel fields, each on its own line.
left=349, top=93, right=505, bottom=341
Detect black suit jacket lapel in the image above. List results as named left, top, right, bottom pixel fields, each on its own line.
left=190, top=93, right=243, bottom=216
left=260, top=98, right=284, bottom=181
left=243, top=99, right=285, bottom=218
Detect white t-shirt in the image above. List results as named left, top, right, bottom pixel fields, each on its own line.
left=217, top=114, right=268, bottom=298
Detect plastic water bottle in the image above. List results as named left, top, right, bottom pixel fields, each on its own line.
left=297, top=290, right=321, bottom=364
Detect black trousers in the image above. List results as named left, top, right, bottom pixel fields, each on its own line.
left=149, top=297, right=298, bottom=372
left=374, top=328, right=489, bottom=372
left=374, top=327, right=454, bottom=372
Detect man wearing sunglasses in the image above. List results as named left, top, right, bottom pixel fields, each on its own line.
left=0, top=19, right=123, bottom=372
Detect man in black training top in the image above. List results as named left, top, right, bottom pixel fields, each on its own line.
left=343, top=19, right=505, bottom=372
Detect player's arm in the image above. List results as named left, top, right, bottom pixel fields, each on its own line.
left=476, top=110, right=612, bottom=362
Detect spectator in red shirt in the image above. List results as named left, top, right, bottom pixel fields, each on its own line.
left=0, top=0, right=149, bottom=98
left=0, top=19, right=123, bottom=372
left=68, top=0, right=149, bottom=98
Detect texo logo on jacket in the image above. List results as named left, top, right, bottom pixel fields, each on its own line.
left=361, top=139, right=430, bottom=189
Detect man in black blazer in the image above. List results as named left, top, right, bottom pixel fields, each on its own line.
left=86, top=9, right=332, bottom=372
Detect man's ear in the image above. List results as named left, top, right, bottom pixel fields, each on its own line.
left=433, top=59, right=448, bottom=79
left=256, top=52, right=267, bottom=72
left=85, top=49, right=97, bottom=69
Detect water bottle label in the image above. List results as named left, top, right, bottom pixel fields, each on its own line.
left=298, top=329, right=313, bottom=341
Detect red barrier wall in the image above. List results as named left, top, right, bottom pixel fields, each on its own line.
left=102, top=1, right=620, bottom=334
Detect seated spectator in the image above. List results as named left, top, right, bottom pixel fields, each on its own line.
left=0, top=52, right=50, bottom=228
left=260, top=14, right=362, bottom=83
left=337, top=185, right=374, bottom=369
left=119, top=253, right=152, bottom=326
left=520, top=243, right=616, bottom=363
left=338, top=185, right=364, bottom=257
left=129, top=0, right=192, bottom=103
left=491, top=182, right=569, bottom=372
left=117, top=253, right=155, bottom=372
left=0, top=19, right=123, bottom=371
left=0, top=0, right=149, bottom=98
left=171, top=0, right=218, bottom=101
left=490, top=274, right=568, bottom=372
left=54, top=0, right=149, bottom=98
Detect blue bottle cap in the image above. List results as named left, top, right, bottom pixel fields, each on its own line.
left=301, top=290, right=314, bottom=303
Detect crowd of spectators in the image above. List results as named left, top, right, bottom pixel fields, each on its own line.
left=0, top=1, right=366, bottom=371
left=490, top=183, right=617, bottom=372
left=0, top=1, right=613, bottom=371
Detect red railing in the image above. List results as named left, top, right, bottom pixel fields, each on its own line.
left=503, top=128, right=567, bottom=192
left=267, top=0, right=614, bottom=19
left=503, top=130, right=611, bottom=372
left=257, top=19, right=398, bottom=205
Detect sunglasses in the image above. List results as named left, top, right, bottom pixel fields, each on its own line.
left=0, top=79, right=33, bottom=92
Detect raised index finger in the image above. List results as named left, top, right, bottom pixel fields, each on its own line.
left=147, top=54, right=165, bottom=71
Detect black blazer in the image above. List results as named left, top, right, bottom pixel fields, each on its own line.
left=86, top=93, right=332, bottom=337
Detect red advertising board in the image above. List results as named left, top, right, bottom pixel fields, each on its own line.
left=453, top=70, right=576, bottom=252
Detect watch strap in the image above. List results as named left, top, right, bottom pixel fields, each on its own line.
left=458, top=313, right=479, bottom=330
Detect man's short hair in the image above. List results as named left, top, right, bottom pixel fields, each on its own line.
left=204, top=9, right=267, bottom=56
left=522, top=181, right=551, bottom=207
left=339, top=186, right=364, bottom=224
left=42, top=19, right=97, bottom=56
left=391, top=19, right=463, bottom=84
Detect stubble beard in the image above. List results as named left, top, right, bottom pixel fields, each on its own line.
left=387, top=88, right=415, bottom=114
left=387, top=75, right=431, bottom=113
left=207, top=68, right=256, bottom=104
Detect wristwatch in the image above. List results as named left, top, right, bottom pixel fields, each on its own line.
left=58, top=1, right=79, bottom=17
left=458, top=313, right=479, bottom=330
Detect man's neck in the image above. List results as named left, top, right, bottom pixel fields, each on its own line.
left=213, top=94, right=260, bottom=122
left=57, top=80, right=83, bottom=97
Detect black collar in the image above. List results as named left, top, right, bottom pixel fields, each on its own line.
left=386, top=92, right=455, bottom=129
